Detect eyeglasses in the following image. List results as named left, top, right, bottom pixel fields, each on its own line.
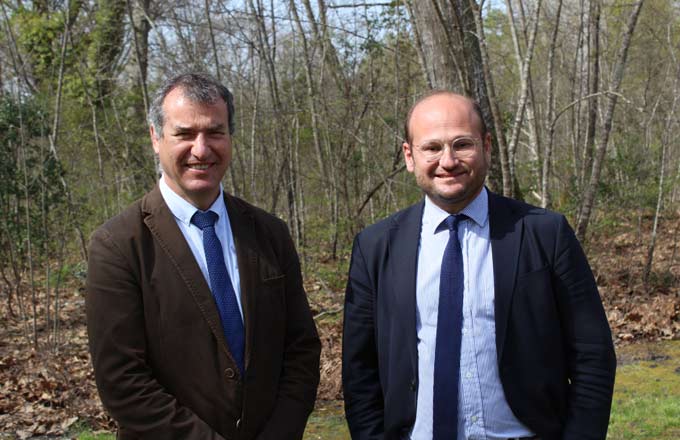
left=413, top=137, right=481, bottom=163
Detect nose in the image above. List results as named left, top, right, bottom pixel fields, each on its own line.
left=438, top=145, right=459, bottom=169
left=192, top=132, right=210, bottom=158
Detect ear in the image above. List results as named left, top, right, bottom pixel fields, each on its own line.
left=483, top=132, right=491, bottom=162
left=150, top=125, right=161, bottom=154
left=403, top=142, right=415, bottom=173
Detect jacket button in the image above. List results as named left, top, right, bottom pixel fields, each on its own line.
left=410, top=378, right=417, bottom=391
left=224, top=368, right=235, bottom=379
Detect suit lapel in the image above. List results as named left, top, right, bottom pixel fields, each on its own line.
left=141, top=186, right=231, bottom=355
left=388, top=200, right=425, bottom=374
left=489, top=192, right=523, bottom=362
left=224, top=194, right=259, bottom=370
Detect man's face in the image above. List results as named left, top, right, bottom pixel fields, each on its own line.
left=403, top=94, right=491, bottom=213
left=151, top=87, right=232, bottom=210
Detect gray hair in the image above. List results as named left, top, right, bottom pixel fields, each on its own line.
left=148, top=72, right=235, bottom=138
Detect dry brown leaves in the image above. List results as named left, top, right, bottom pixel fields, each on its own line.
left=0, top=213, right=678, bottom=437
left=305, top=278, right=344, bottom=401
left=0, top=289, right=114, bottom=438
left=317, top=319, right=343, bottom=401
left=590, top=213, right=680, bottom=344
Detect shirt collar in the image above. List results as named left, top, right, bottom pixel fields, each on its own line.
left=159, top=176, right=227, bottom=227
left=422, top=187, right=489, bottom=235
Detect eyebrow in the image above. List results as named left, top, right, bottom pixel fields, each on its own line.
left=171, top=123, right=227, bottom=133
left=419, top=135, right=476, bottom=144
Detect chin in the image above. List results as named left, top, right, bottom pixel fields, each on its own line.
left=435, top=185, right=466, bottom=200
left=436, top=196, right=465, bottom=207
left=184, top=182, right=219, bottom=195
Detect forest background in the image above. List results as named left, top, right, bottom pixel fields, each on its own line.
left=0, top=0, right=678, bottom=438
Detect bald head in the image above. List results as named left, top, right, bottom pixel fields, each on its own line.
left=404, top=91, right=486, bottom=145
left=401, top=90, right=491, bottom=213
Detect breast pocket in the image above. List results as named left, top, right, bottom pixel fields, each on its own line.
left=516, top=265, right=551, bottom=284
left=262, top=273, right=285, bottom=292
left=514, top=266, right=554, bottom=307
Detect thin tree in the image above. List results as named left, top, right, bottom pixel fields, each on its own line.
left=576, top=0, right=645, bottom=241
left=504, top=0, right=543, bottom=198
left=541, top=0, right=563, bottom=208
left=644, top=30, right=680, bottom=285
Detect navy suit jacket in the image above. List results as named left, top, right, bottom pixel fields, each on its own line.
left=342, top=191, right=616, bottom=440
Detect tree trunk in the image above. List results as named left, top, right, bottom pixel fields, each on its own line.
left=541, top=0, right=563, bottom=208
left=504, top=0, right=542, bottom=199
left=126, top=0, right=155, bottom=188
left=406, top=0, right=464, bottom=90
left=578, top=0, right=600, bottom=197
left=512, top=0, right=542, bottom=198
left=464, top=0, right=509, bottom=195
left=644, top=60, right=679, bottom=284
left=576, top=0, right=645, bottom=241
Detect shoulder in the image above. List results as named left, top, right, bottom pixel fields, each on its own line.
left=86, top=194, right=152, bottom=275
left=487, top=191, right=575, bottom=248
left=227, top=194, right=286, bottom=226
left=89, top=186, right=170, bottom=254
left=489, top=191, right=567, bottom=225
left=355, top=201, right=423, bottom=245
left=91, top=196, right=146, bottom=243
left=225, top=193, right=292, bottom=244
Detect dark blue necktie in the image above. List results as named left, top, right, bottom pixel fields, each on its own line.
left=433, top=214, right=465, bottom=440
left=191, top=210, right=245, bottom=375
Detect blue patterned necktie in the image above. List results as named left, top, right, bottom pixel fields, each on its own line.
left=191, top=210, right=245, bottom=375
left=433, top=214, right=465, bottom=440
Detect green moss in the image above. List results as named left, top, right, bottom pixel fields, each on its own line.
left=608, top=340, right=680, bottom=439
left=76, top=433, right=115, bottom=440
left=69, top=422, right=115, bottom=440
left=304, top=400, right=350, bottom=440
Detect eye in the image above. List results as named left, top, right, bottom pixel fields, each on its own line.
left=421, top=143, right=443, bottom=152
left=453, top=139, right=476, bottom=150
left=174, top=131, right=195, bottom=140
left=208, top=130, right=226, bottom=137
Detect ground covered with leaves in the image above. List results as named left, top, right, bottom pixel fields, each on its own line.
left=590, top=215, right=680, bottom=342
left=0, top=213, right=678, bottom=438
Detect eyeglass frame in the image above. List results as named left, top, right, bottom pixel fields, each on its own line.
left=409, top=136, right=483, bottom=163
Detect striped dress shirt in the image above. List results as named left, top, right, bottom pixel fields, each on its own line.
left=411, top=188, right=534, bottom=439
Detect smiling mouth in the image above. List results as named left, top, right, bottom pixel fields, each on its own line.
left=187, top=163, right=210, bottom=170
left=437, top=171, right=466, bottom=179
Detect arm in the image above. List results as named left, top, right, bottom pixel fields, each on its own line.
left=255, top=222, right=321, bottom=440
left=552, top=216, right=616, bottom=440
left=342, top=235, right=385, bottom=439
left=86, top=227, right=226, bottom=440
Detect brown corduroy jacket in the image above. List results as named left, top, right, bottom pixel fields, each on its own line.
left=86, top=185, right=321, bottom=440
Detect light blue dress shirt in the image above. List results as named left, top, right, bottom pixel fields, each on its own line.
left=411, top=188, right=533, bottom=440
left=159, top=177, right=243, bottom=319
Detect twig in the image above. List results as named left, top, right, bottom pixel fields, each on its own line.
left=314, top=307, right=344, bottom=320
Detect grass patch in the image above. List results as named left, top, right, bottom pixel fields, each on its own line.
left=75, top=433, right=115, bottom=440
left=304, top=400, right=349, bottom=440
left=70, top=424, right=114, bottom=440
left=608, top=340, right=680, bottom=439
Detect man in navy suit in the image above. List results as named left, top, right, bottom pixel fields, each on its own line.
left=342, top=91, right=616, bottom=440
